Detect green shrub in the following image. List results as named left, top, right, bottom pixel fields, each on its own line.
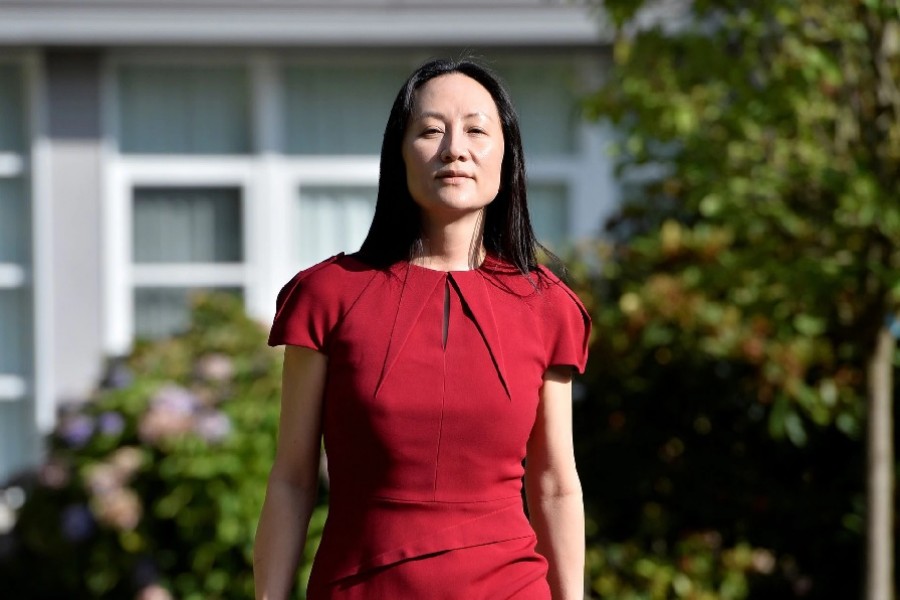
left=586, top=533, right=776, bottom=600
left=569, top=246, right=863, bottom=599
left=0, top=294, right=327, bottom=599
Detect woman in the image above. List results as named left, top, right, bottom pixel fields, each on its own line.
left=254, top=58, right=590, bottom=600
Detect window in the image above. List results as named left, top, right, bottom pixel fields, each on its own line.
left=282, top=63, right=396, bottom=269
left=0, top=178, right=29, bottom=265
left=133, top=186, right=243, bottom=264
left=295, top=185, right=376, bottom=266
left=284, top=65, right=408, bottom=156
left=111, top=61, right=254, bottom=345
left=0, top=61, right=36, bottom=481
left=131, top=186, right=245, bottom=339
left=529, top=183, right=570, bottom=249
left=495, top=61, right=583, bottom=250
left=134, top=287, right=242, bottom=339
left=498, top=63, right=579, bottom=157
left=118, top=65, right=251, bottom=155
left=106, top=52, right=605, bottom=353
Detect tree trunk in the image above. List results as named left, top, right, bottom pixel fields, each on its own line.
left=866, top=325, right=895, bottom=600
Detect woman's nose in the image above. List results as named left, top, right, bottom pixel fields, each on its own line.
left=440, top=129, right=468, bottom=162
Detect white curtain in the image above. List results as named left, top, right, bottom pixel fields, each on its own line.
left=0, top=402, right=33, bottom=482
left=133, top=187, right=242, bottom=263
left=496, top=64, right=578, bottom=156
left=134, top=287, right=241, bottom=339
left=0, top=288, right=31, bottom=379
left=284, top=65, right=408, bottom=155
left=118, top=66, right=250, bottom=155
left=528, top=183, right=569, bottom=249
left=295, top=185, right=377, bottom=266
left=0, top=178, right=28, bottom=264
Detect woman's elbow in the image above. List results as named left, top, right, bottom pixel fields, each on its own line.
left=266, top=456, right=320, bottom=495
left=526, top=466, right=583, bottom=502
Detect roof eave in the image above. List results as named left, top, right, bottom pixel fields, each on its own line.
left=0, top=5, right=612, bottom=47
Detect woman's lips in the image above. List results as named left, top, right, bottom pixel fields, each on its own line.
left=436, top=171, right=472, bottom=183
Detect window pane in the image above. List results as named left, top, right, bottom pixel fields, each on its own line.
left=119, top=66, right=250, bottom=154
left=0, top=287, right=32, bottom=376
left=296, top=185, right=376, bottom=265
left=497, top=64, right=579, bottom=156
left=284, top=65, right=407, bottom=155
left=528, top=183, right=569, bottom=249
left=0, top=177, right=30, bottom=264
left=0, top=64, right=25, bottom=153
left=0, top=402, right=33, bottom=481
left=134, top=287, right=242, bottom=339
left=133, top=187, right=243, bottom=263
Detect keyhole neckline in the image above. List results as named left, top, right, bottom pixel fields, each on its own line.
left=404, top=259, right=486, bottom=276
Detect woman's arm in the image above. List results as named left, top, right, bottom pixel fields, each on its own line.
left=254, top=345, right=328, bottom=600
left=525, top=366, right=585, bottom=600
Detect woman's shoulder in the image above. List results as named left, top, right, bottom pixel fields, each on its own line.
left=532, top=264, right=585, bottom=306
left=269, top=253, right=382, bottom=350
left=528, top=265, right=592, bottom=373
left=482, top=258, right=591, bottom=372
left=277, top=253, right=380, bottom=299
left=481, top=256, right=586, bottom=310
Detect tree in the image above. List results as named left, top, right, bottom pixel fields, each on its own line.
left=580, top=0, right=899, bottom=596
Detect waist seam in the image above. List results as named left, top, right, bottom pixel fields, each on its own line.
left=333, top=493, right=522, bottom=505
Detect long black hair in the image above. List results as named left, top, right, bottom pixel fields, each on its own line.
left=357, top=58, right=545, bottom=274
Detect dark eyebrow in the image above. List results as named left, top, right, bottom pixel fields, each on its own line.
left=412, top=110, right=494, bottom=121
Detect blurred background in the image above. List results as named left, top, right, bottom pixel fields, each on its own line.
left=0, top=0, right=897, bottom=598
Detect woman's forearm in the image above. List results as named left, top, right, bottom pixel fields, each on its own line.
left=256, top=346, right=327, bottom=599
left=253, top=477, right=318, bottom=600
left=526, top=370, right=585, bottom=600
left=528, top=488, right=585, bottom=600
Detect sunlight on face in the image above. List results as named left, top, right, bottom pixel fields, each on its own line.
left=402, top=73, right=505, bottom=221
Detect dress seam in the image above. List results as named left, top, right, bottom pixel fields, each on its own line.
left=433, top=341, right=448, bottom=500
left=322, top=263, right=382, bottom=352
left=359, top=493, right=524, bottom=504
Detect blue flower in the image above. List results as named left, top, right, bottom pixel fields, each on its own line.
left=60, top=504, right=95, bottom=542
left=98, top=411, right=126, bottom=436
left=103, top=360, right=134, bottom=390
left=58, top=415, right=95, bottom=448
left=150, top=384, right=198, bottom=416
left=193, top=410, right=232, bottom=443
left=195, top=353, right=235, bottom=383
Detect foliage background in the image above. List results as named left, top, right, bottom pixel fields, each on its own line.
left=1, top=1, right=899, bottom=598
left=0, top=295, right=326, bottom=599
left=573, top=0, right=899, bottom=597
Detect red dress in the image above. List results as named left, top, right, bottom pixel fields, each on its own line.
left=268, top=253, right=590, bottom=600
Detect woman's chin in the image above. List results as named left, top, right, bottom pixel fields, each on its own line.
left=416, top=193, right=495, bottom=216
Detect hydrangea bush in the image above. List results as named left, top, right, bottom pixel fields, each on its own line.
left=0, top=294, right=327, bottom=599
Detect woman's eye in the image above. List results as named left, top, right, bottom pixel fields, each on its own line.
left=422, top=127, right=442, bottom=136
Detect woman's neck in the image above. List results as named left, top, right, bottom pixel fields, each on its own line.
left=414, top=210, right=485, bottom=271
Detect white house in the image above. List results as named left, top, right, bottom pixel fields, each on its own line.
left=0, top=0, right=619, bottom=482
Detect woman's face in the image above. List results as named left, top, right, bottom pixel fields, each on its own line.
left=402, top=73, right=505, bottom=220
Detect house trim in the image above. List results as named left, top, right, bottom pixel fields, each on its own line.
left=0, top=2, right=609, bottom=47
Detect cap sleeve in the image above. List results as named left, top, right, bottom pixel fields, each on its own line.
left=536, top=266, right=592, bottom=374
left=267, top=254, right=344, bottom=352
